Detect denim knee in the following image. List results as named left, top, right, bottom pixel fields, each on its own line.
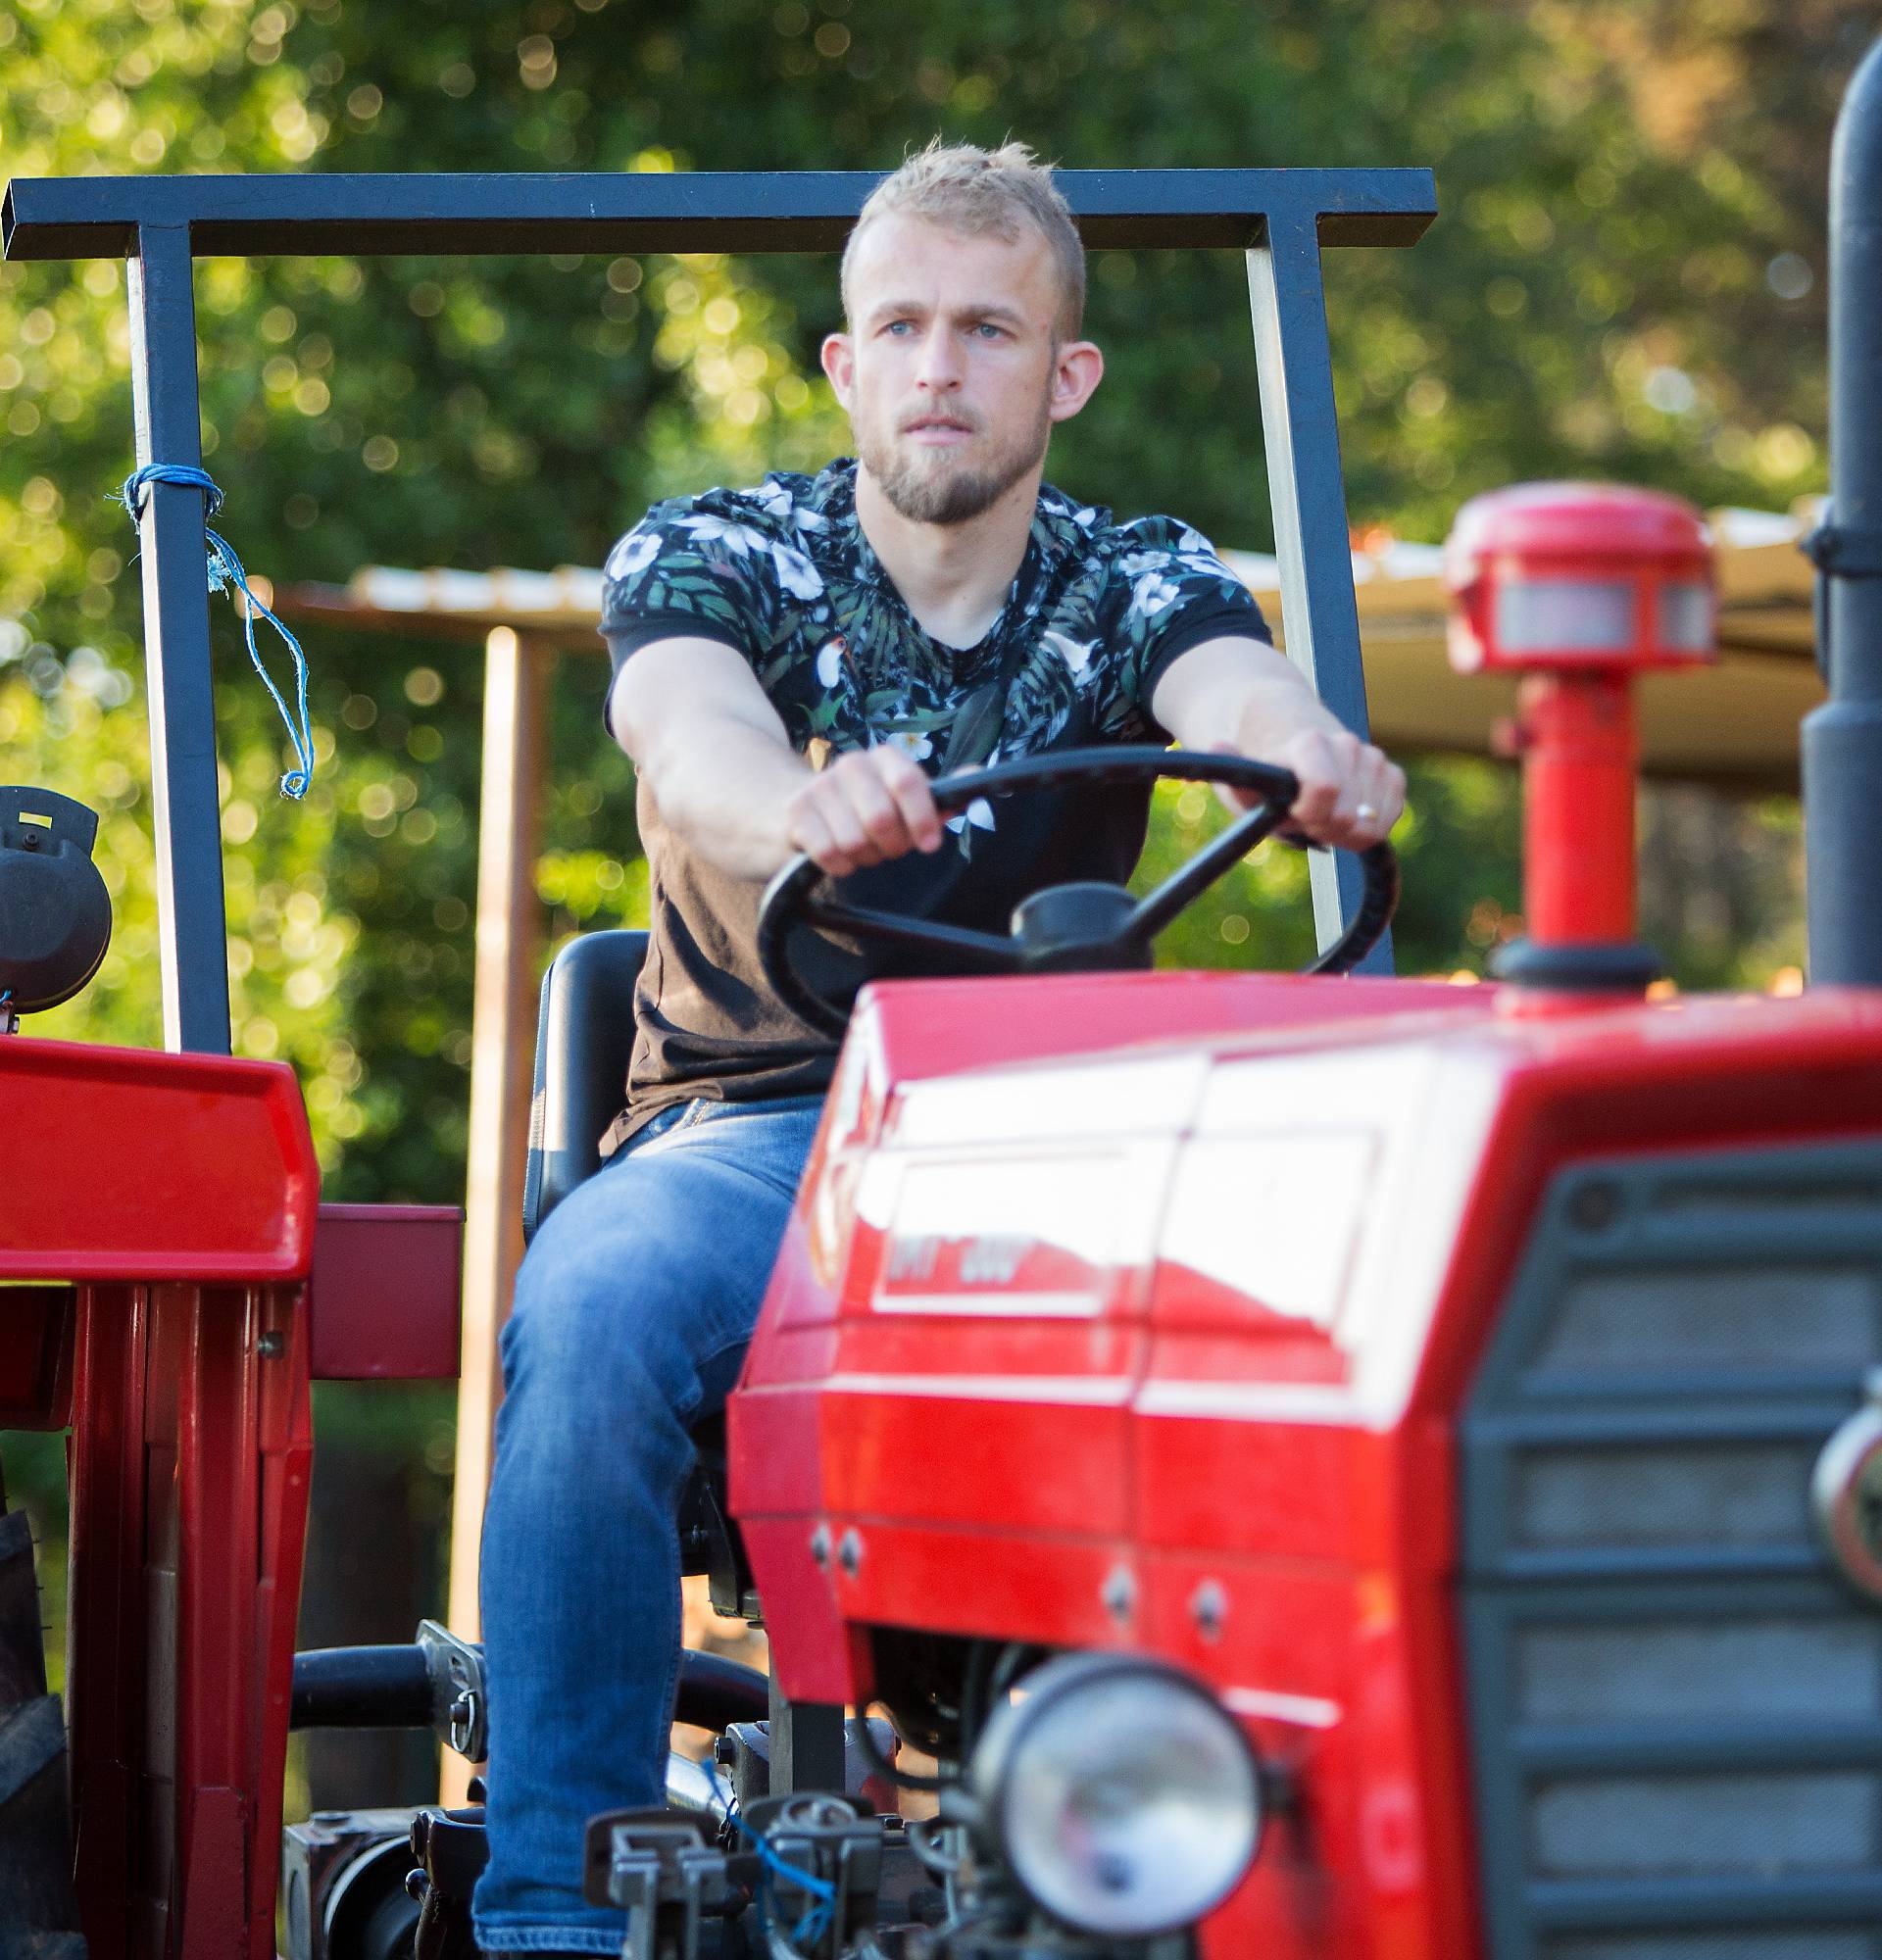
left=499, top=1247, right=700, bottom=1456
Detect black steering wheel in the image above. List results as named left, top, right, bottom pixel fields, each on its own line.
left=756, top=744, right=1399, bottom=1039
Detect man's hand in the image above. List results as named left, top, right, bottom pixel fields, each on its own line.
left=1149, top=633, right=1408, bottom=853
left=1235, top=724, right=1407, bottom=852
left=785, top=744, right=944, bottom=878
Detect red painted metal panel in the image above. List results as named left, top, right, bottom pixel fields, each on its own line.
left=1138, top=1560, right=1365, bottom=1960
left=0, top=1036, right=318, bottom=1280
left=824, top=1392, right=1136, bottom=1538
left=734, top=1517, right=853, bottom=1705
left=9, top=1036, right=323, bottom=1957
left=66, top=1277, right=312, bottom=1960
left=827, top=1520, right=1129, bottom=1656
left=309, top=1202, right=464, bottom=1380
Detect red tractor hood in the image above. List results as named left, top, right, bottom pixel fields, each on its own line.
left=729, top=968, right=1882, bottom=1960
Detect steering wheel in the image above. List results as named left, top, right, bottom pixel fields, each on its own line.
left=756, top=745, right=1399, bottom=1040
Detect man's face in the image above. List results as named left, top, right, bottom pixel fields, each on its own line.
left=823, top=214, right=1099, bottom=526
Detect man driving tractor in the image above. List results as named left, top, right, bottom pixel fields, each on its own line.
left=472, top=138, right=1407, bottom=1956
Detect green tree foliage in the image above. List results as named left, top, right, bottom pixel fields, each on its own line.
left=1, top=0, right=1861, bottom=1190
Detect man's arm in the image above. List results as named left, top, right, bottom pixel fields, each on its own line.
left=609, top=635, right=943, bottom=882
left=1149, top=633, right=1406, bottom=850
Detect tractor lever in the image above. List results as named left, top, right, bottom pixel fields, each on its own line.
left=417, top=1618, right=489, bottom=1763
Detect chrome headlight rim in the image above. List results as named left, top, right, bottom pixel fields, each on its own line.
left=968, top=1648, right=1263, bottom=1939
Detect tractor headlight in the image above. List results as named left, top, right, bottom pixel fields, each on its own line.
left=967, top=1651, right=1263, bottom=1938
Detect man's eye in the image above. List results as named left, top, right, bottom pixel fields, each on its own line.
left=884, top=320, right=915, bottom=336
left=972, top=323, right=1005, bottom=339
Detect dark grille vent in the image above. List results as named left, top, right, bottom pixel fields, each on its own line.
left=1530, top=1768, right=1877, bottom=1879
left=1515, top=1616, right=1882, bottom=1724
left=1512, top=1443, right=1817, bottom=1551
left=1548, top=1936, right=1875, bottom=1959
left=1533, top=1266, right=1880, bottom=1379
left=1461, top=1139, right=1882, bottom=1959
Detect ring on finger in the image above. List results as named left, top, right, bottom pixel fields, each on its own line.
left=1356, top=802, right=1377, bottom=821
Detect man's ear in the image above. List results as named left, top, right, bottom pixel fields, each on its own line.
left=1048, top=339, right=1104, bottom=425
left=820, top=331, right=856, bottom=408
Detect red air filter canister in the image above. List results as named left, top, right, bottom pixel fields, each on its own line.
left=1444, top=483, right=1715, bottom=960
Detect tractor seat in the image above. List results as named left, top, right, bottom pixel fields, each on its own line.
left=522, top=928, right=647, bottom=1244
left=522, top=928, right=758, bottom=1618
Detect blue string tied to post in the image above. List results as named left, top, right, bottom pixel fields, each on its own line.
left=117, top=464, right=316, bottom=799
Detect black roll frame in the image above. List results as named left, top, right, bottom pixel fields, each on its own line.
left=2, top=165, right=1435, bottom=1046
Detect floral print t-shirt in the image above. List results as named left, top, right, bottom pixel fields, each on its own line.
left=599, top=456, right=1269, bottom=1140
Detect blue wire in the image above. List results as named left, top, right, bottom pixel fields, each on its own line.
left=699, top=1753, right=838, bottom=1950
left=117, top=465, right=316, bottom=800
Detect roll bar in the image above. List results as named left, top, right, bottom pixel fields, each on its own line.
left=1, top=164, right=1435, bottom=1044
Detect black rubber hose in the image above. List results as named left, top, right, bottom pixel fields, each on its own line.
left=291, top=1642, right=768, bottom=1737
left=291, top=1644, right=432, bottom=1730
left=673, top=1649, right=769, bottom=1732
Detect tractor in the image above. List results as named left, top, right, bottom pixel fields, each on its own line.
left=7, top=38, right=1882, bottom=1960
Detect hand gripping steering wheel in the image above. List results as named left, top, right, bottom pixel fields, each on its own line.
left=756, top=744, right=1399, bottom=1040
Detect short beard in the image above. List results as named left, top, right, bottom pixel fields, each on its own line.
left=860, top=397, right=1053, bottom=526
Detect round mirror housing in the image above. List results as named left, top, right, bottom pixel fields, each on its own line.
left=0, top=785, right=114, bottom=1018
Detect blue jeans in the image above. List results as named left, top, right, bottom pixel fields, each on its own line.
left=471, top=1094, right=824, bottom=1955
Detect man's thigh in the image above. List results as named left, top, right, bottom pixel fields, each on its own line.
left=501, top=1097, right=822, bottom=1425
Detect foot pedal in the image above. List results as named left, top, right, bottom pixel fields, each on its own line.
left=408, top=1804, right=486, bottom=1960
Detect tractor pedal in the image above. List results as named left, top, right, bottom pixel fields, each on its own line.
left=409, top=1804, right=487, bottom=1960
left=580, top=1810, right=743, bottom=1960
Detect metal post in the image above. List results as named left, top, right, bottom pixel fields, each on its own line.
left=441, top=626, right=547, bottom=1807
left=1805, top=35, right=1882, bottom=984
left=767, top=1671, right=847, bottom=1797
left=1247, top=213, right=1395, bottom=975
left=125, top=223, right=230, bottom=1053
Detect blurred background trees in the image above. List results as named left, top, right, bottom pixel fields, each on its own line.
left=1, top=0, right=1870, bottom=1803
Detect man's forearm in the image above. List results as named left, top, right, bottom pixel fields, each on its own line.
left=625, top=710, right=812, bottom=883
left=1155, top=635, right=1343, bottom=757
left=1150, top=632, right=1405, bottom=847
left=1228, top=664, right=1348, bottom=758
left=609, top=634, right=943, bottom=883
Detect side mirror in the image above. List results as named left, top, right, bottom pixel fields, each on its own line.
left=0, top=786, right=113, bottom=1022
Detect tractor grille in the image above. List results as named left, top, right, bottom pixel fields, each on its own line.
left=1460, top=1140, right=1882, bottom=1960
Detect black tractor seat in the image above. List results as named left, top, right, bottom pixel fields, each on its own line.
left=522, top=926, right=647, bottom=1245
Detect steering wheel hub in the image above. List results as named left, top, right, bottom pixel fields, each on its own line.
left=1010, top=883, right=1147, bottom=971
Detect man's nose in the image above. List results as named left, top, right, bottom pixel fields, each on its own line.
left=914, top=328, right=965, bottom=390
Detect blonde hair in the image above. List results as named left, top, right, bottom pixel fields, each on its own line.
left=841, top=139, right=1086, bottom=342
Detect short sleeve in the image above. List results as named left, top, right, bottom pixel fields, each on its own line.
left=598, top=490, right=795, bottom=682
left=1089, top=516, right=1272, bottom=738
